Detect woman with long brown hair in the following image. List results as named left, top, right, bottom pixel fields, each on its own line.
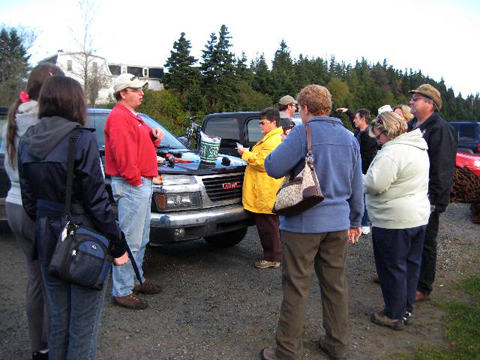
left=3, top=63, right=64, bottom=360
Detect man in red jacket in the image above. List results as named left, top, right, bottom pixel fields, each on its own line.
left=105, top=73, right=164, bottom=310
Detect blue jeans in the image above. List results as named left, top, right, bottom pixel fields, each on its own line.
left=361, top=195, right=371, bottom=227
left=41, top=265, right=107, bottom=360
left=111, top=177, right=152, bottom=297
left=372, top=225, right=426, bottom=319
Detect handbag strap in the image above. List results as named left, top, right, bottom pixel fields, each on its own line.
left=65, top=129, right=81, bottom=219
left=305, top=123, right=315, bottom=170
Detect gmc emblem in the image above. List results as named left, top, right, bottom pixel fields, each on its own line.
left=222, top=181, right=241, bottom=190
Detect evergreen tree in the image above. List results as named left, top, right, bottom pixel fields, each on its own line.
left=163, top=32, right=198, bottom=98
left=270, top=40, right=295, bottom=101
left=0, top=27, right=31, bottom=106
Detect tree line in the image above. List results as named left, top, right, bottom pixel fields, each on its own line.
left=1, top=24, right=479, bottom=136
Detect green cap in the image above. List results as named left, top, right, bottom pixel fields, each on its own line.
left=279, top=95, right=297, bottom=106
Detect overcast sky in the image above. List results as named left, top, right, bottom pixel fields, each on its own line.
left=1, top=0, right=479, bottom=97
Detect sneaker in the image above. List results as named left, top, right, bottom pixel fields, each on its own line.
left=260, top=347, right=279, bottom=360
left=318, top=336, right=347, bottom=360
left=133, top=279, right=163, bottom=295
left=113, top=293, right=148, bottom=310
left=415, top=290, right=431, bottom=302
left=32, top=351, right=48, bottom=360
left=403, top=311, right=413, bottom=325
left=361, top=226, right=371, bottom=235
left=371, top=311, right=404, bottom=330
left=254, top=260, right=280, bottom=269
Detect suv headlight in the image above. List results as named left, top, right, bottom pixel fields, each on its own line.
left=162, top=174, right=197, bottom=185
left=154, top=192, right=202, bottom=211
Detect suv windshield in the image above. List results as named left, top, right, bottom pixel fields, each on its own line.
left=139, top=114, right=185, bottom=149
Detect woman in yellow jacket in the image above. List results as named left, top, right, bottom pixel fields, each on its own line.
left=237, top=108, right=284, bottom=269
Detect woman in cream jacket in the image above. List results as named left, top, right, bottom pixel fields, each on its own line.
left=365, top=111, right=430, bottom=330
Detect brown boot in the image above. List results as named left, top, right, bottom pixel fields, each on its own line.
left=415, top=290, right=431, bottom=302
left=372, top=275, right=380, bottom=284
left=133, top=280, right=162, bottom=295
left=113, top=293, right=148, bottom=310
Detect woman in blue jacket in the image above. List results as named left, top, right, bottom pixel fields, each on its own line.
left=18, top=76, right=128, bottom=360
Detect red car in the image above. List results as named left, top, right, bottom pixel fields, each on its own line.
left=456, top=152, right=480, bottom=176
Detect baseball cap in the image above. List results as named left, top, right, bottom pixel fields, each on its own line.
left=409, top=84, right=442, bottom=110
left=378, top=105, right=393, bottom=114
left=113, top=73, right=147, bottom=93
left=279, top=95, right=297, bottom=106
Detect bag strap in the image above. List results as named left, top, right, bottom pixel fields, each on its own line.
left=65, top=129, right=81, bottom=219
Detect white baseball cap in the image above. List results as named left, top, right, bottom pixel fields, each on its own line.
left=113, top=73, right=146, bottom=93
left=378, top=105, right=393, bottom=114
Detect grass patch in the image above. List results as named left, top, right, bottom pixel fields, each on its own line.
left=395, top=275, right=480, bottom=360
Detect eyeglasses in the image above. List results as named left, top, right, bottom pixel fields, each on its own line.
left=374, top=132, right=384, bottom=140
left=259, top=120, right=272, bottom=125
left=411, top=95, right=424, bottom=102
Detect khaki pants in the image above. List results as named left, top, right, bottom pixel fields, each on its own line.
left=275, top=230, right=349, bottom=359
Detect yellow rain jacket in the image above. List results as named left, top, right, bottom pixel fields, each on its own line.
left=241, top=126, right=284, bottom=214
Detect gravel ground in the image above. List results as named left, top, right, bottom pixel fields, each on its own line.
left=1, top=203, right=479, bottom=360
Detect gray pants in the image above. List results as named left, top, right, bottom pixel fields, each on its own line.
left=6, top=202, right=50, bottom=352
left=275, top=230, right=349, bottom=359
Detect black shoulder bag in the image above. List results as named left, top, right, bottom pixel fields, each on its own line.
left=48, top=129, right=142, bottom=290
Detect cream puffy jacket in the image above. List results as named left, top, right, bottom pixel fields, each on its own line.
left=365, top=129, right=430, bottom=229
left=241, top=126, right=284, bottom=214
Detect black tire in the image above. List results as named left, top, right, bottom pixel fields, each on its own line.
left=204, top=228, right=248, bottom=248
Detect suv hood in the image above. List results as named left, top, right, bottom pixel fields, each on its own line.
left=157, top=149, right=246, bottom=175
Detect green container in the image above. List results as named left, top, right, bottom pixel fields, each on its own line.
left=199, top=139, right=220, bottom=163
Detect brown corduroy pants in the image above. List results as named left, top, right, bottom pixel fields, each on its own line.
left=274, top=230, right=349, bottom=360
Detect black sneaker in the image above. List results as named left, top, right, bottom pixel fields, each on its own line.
left=403, top=311, right=413, bottom=325
left=32, top=351, right=48, bottom=360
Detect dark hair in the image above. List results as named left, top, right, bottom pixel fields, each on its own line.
left=38, top=76, right=87, bottom=126
left=114, top=91, right=122, bottom=101
left=260, top=107, right=280, bottom=127
left=6, top=63, right=64, bottom=168
left=356, top=109, right=371, bottom=123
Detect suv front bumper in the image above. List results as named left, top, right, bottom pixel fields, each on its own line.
left=149, top=203, right=253, bottom=245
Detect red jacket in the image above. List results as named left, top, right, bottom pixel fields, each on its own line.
left=104, top=104, right=159, bottom=186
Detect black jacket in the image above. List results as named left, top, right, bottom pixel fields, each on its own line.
left=345, top=110, right=378, bottom=174
left=408, top=112, right=458, bottom=213
left=18, top=117, right=127, bottom=264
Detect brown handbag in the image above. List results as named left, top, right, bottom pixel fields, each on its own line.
left=272, top=123, right=324, bottom=217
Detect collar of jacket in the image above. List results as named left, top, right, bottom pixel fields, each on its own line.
left=307, top=116, right=344, bottom=126
left=410, top=112, right=441, bottom=130
left=115, top=103, right=145, bottom=123
left=260, top=126, right=283, bottom=143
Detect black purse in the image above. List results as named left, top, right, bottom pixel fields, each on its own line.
left=48, top=130, right=142, bottom=290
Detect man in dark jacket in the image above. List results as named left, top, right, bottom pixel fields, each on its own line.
left=407, top=84, right=457, bottom=302
left=337, top=107, right=378, bottom=234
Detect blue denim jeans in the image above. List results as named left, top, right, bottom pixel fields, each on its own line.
left=111, top=176, right=152, bottom=297
left=41, top=265, right=107, bottom=360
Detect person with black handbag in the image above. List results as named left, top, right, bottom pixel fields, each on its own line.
left=18, top=75, right=128, bottom=360
left=261, top=85, right=363, bottom=360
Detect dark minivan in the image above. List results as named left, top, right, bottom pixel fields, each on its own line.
left=449, top=121, right=480, bottom=154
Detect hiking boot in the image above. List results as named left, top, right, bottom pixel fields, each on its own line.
left=254, top=260, right=281, bottom=269
left=372, top=275, right=380, bottom=284
left=371, top=311, right=404, bottom=331
left=361, top=226, right=371, bottom=235
left=260, top=347, right=279, bottom=360
left=113, top=293, right=148, bottom=310
left=415, top=290, right=431, bottom=302
left=403, top=311, right=413, bottom=325
left=133, top=279, right=162, bottom=295
left=318, top=336, right=347, bottom=360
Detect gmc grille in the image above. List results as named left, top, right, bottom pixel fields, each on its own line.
left=202, top=174, right=244, bottom=201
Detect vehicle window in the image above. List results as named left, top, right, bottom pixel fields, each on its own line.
left=204, top=117, right=240, bottom=146
left=246, top=119, right=262, bottom=144
left=139, top=114, right=185, bottom=149
left=459, top=124, right=476, bottom=141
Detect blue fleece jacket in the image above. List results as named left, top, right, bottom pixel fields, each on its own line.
left=265, top=116, right=363, bottom=233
